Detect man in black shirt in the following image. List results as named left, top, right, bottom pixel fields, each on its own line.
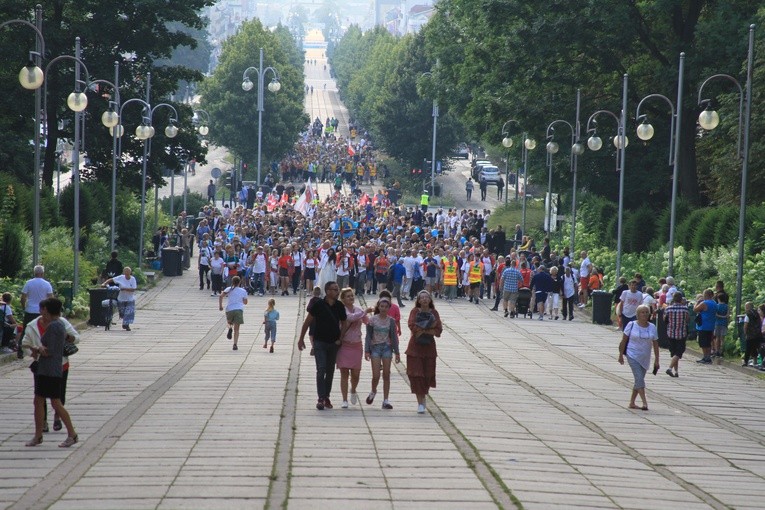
left=298, top=281, right=347, bottom=410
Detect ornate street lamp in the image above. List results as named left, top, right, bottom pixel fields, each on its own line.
left=586, top=74, right=629, bottom=277
left=2, top=5, right=45, bottom=264
left=697, top=25, right=755, bottom=319
left=635, top=53, right=685, bottom=276
left=500, top=120, right=536, bottom=235
left=242, top=48, right=281, bottom=186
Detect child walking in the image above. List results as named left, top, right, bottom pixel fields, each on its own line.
left=263, top=299, right=280, bottom=353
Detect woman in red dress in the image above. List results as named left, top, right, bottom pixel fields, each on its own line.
left=406, top=290, right=442, bottom=414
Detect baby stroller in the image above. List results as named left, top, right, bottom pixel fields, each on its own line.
left=515, top=287, right=533, bottom=318
left=101, top=286, right=120, bottom=330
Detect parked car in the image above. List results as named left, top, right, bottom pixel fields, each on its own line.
left=479, top=165, right=501, bottom=185
left=451, top=143, right=469, bottom=159
left=471, top=160, right=492, bottom=179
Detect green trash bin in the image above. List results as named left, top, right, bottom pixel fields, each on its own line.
left=591, top=290, right=613, bottom=325
left=57, top=281, right=73, bottom=313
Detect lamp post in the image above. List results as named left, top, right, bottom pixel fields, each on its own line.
left=90, top=62, right=122, bottom=252
left=117, top=73, right=179, bottom=269
left=586, top=74, right=629, bottom=278
left=418, top=71, right=438, bottom=195
left=2, top=5, right=45, bottom=265
left=697, top=25, right=755, bottom=318
left=500, top=121, right=536, bottom=233
left=545, top=118, right=582, bottom=241
left=189, top=109, right=211, bottom=212
left=42, top=38, right=92, bottom=295
left=242, top=48, right=281, bottom=186
left=635, top=53, right=685, bottom=276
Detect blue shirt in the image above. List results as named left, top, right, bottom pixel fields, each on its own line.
left=697, top=299, right=717, bottom=331
left=391, top=263, right=406, bottom=284
left=501, top=267, right=522, bottom=292
left=715, top=303, right=729, bottom=327
left=530, top=272, right=554, bottom=293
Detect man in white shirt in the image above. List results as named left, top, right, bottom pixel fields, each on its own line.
left=578, top=250, right=592, bottom=308
left=616, top=280, right=643, bottom=330
left=252, top=247, right=268, bottom=296
left=292, top=246, right=304, bottom=294
left=19, top=265, right=54, bottom=358
left=401, top=250, right=417, bottom=297
left=355, top=247, right=367, bottom=296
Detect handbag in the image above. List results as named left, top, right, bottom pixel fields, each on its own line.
left=63, top=342, right=79, bottom=357
left=29, top=360, right=39, bottom=373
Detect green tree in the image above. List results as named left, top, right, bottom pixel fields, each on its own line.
left=423, top=0, right=761, bottom=208
left=199, top=19, right=308, bottom=174
left=0, top=1, right=213, bottom=190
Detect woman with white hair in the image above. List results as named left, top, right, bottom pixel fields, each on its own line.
left=618, top=304, right=659, bottom=410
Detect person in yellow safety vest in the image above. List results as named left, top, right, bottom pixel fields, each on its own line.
left=468, top=254, right=483, bottom=304
left=420, top=190, right=429, bottom=213
left=442, top=253, right=459, bottom=302
left=369, top=164, right=377, bottom=184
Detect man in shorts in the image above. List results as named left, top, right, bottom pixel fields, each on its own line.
left=500, top=260, right=522, bottom=318
left=693, top=289, right=717, bottom=364
left=664, top=292, right=689, bottom=377
left=578, top=251, right=592, bottom=308
left=530, top=265, right=554, bottom=321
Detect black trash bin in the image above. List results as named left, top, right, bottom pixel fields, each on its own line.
left=88, top=288, right=109, bottom=326
left=591, top=290, right=613, bottom=325
left=162, top=247, right=183, bottom=277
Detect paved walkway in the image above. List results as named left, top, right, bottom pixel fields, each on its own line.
left=2, top=268, right=765, bottom=509
left=4, top=48, right=765, bottom=510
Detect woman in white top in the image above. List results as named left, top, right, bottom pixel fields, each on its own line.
left=219, top=276, right=248, bottom=350
left=303, top=250, right=318, bottom=292
left=209, top=250, right=226, bottom=296
left=316, top=248, right=337, bottom=295
left=618, top=304, right=659, bottom=411
left=102, top=267, right=137, bottom=331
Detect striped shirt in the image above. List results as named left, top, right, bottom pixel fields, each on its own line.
left=501, top=267, right=523, bottom=292
left=665, top=303, right=689, bottom=340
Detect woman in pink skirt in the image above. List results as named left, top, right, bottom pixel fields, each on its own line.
left=337, top=288, right=368, bottom=408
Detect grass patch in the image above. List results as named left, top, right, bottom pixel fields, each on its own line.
left=487, top=200, right=546, bottom=235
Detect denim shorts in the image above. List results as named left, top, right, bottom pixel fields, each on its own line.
left=369, top=342, right=393, bottom=359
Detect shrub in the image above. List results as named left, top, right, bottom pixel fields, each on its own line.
left=623, top=205, right=656, bottom=253
left=0, top=222, right=25, bottom=278
left=675, top=208, right=708, bottom=248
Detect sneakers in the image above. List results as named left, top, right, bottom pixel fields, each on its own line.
left=382, top=400, right=393, bottom=410
left=366, top=392, right=376, bottom=405
left=666, top=368, right=678, bottom=378
left=59, top=435, right=78, bottom=448
left=269, top=345, right=274, bottom=353
left=350, top=392, right=358, bottom=405
left=504, top=310, right=509, bottom=318
left=538, top=315, right=544, bottom=321
left=227, top=327, right=233, bottom=340
left=323, top=398, right=333, bottom=409
left=316, top=399, right=325, bottom=410
left=417, top=404, right=426, bottom=414
left=341, top=400, right=349, bottom=409
left=697, top=357, right=712, bottom=364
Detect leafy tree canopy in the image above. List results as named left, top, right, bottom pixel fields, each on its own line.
left=199, top=19, right=308, bottom=176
